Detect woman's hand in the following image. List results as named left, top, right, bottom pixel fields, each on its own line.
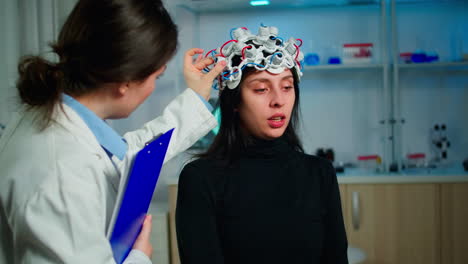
left=132, top=214, right=153, bottom=259
left=184, top=48, right=226, bottom=100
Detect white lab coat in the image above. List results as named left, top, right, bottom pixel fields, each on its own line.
left=0, top=88, right=217, bottom=264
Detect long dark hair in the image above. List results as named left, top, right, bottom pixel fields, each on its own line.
left=16, top=0, right=178, bottom=128
left=200, top=66, right=304, bottom=162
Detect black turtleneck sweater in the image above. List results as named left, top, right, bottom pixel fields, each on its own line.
left=176, top=138, right=348, bottom=264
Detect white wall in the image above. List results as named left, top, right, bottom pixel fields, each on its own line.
left=0, top=0, right=21, bottom=127
left=0, top=0, right=77, bottom=130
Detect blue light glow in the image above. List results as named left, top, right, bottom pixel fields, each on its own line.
left=250, top=0, right=270, bottom=6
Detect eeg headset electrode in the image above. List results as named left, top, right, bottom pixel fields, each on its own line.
left=204, top=25, right=305, bottom=90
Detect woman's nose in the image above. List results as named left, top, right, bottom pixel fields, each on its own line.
left=269, top=89, right=285, bottom=108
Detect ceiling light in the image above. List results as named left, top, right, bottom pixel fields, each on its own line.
left=250, top=0, right=270, bottom=6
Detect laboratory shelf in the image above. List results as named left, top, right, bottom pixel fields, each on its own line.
left=396, top=0, right=467, bottom=5
left=303, top=62, right=468, bottom=73
left=397, top=61, right=468, bottom=71
left=303, top=63, right=385, bottom=73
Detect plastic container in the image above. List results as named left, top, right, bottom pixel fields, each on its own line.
left=425, top=51, right=439, bottom=63
left=411, top=50, right=426, bottom=63
left=323, top=44, right=342, bottom=65
left=357, top=155, right=382, bottom=172
left=304, top=53, right=320, bottom=66
left=399, top=52, right=412, bottom=64
left=328, top=57, right=341, bottom=64
left=406, top=153, right=426, bottom=168
left=342, top=43, right=373, bottom=64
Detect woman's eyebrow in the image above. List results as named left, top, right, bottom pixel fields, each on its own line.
left=246, top=75, right=294, bottom=84
left=246, top=78, right=269, bottom=84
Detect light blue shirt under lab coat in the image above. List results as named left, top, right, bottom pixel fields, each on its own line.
left=62, top=93, right=213, bottom=161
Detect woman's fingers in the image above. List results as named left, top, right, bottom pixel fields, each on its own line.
left=132, top=214, right=153, bottom=259
left=184, top=48, right=204, bottom=70
left=194, top=52, right=204, bottom=64
left=183, top=48, right=226, bottom=100
left=193, top=57, right=215, bottom=71
left=139, top=214, right=152, bottom=241
left=205, top=60, right=226, bottom=80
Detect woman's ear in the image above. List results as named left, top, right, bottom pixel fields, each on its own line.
left=117, top=82, right=130, bottom=96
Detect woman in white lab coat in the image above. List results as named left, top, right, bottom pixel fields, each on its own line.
left=0, top=0, right=226, bottom=263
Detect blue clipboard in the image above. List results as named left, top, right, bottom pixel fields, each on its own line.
left=109, top=128, right=174, bottom=264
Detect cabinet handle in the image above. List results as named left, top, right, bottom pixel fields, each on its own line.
left=352, top=191, right=360, bottom=231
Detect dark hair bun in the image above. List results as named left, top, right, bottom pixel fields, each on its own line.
left=17, top=56, right=60, bottom=107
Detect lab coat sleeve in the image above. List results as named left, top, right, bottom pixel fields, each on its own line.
left=121, top=88, right=217, bottom=165
left=124, top=250, right=152, bottom=264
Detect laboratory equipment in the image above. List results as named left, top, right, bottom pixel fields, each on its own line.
left=304, top=53, right=320, bottom=66
left=342, top=43, right=373, bottom=64
left=431, top=124, right=450, bottom=164
left=406, top=153, right=426, bottom=168
left=411, top=49, right=426, bottom=63
left=399, top=52, right=412, bottom=64
left=357, top=154, right=382, bottom=173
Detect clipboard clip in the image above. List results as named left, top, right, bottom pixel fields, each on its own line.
left=145, top=133, right=163, bottom=148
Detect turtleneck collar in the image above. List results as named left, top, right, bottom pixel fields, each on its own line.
left=241, top=136, right=291, bottom=159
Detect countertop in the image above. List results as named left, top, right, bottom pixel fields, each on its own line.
left=336, top=166, right=468, bottom=184
left=165, top=155, right=468, bottom=185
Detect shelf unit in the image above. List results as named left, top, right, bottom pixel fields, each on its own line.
left=398, top=61, right=468, bottom=69
left=173, top=0, right=393, bottom=171
left=303, top=63, right=385, bottom=72
left=172, top=0, right=467, bottom=173
left=390, top=0, right=468, bottom=172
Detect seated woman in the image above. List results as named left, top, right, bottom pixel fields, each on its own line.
left=175, top=25, right=348, bottom=264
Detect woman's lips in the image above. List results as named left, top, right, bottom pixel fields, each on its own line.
left=267, top=114, right=286, bottom=128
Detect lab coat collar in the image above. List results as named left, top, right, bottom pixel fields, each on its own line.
left=62, top=94, right=127, bottom=160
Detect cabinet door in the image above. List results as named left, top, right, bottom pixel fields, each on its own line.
left=441, top=183, right=468, bottom=264
left=345, top=184, right=440, bottom=264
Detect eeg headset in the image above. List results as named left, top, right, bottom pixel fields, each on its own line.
left=204, top=25, right=304, bottom=90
